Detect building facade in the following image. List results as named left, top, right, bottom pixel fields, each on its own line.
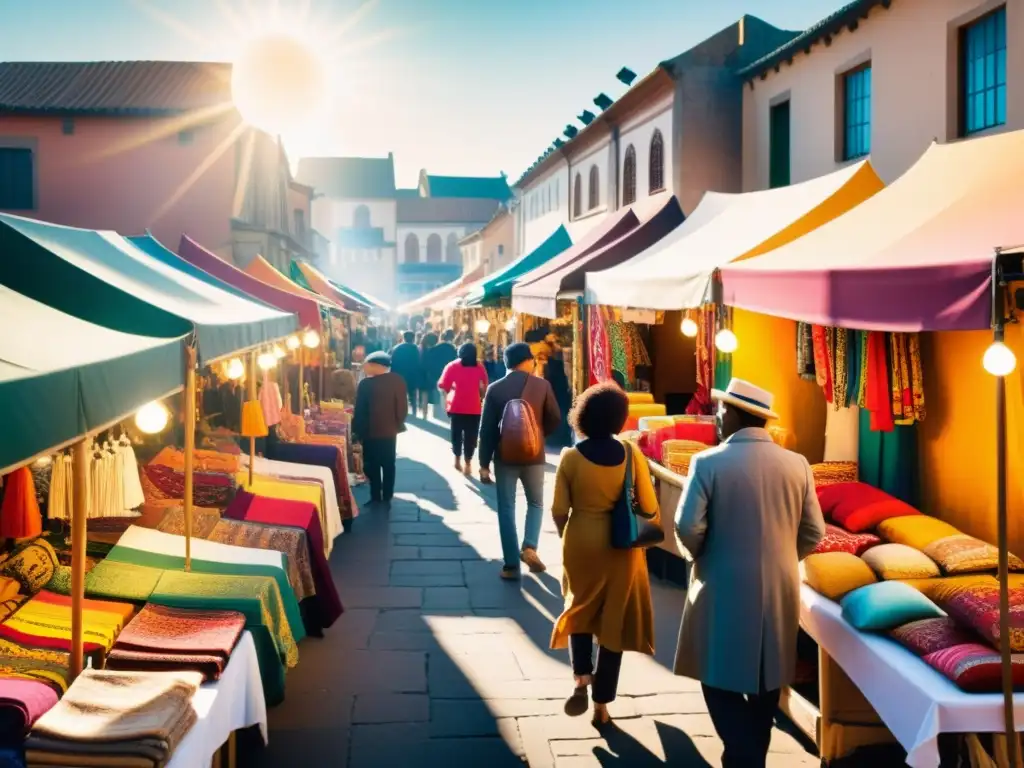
left=0, top=60, right=307, bottom=270
left=512, top=16, right=801, bottom=258
left=739, top=0, right=1023, bottom=189
left=459, top=204, right=514, bottom=277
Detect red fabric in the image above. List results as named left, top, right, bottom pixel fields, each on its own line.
left=588, top=306, right=610, bottom=385
left=673, top=421, right=717, bottom=445
left=941, top=584, right=1024, bottom=652
left=924, top=642, right=1024, bottom=692
left=811, top=524, right=882, bottom=556
left=889, top=617, right=978, bottom=657
left=0, top=468, right=42, bottom=539
left=438, top=361, right=488, bottom=415
left=865, top=331, right=894, bottom=432
left=816, top=482, right=920, bottom=533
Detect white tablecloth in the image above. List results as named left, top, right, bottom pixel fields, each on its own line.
left=167, top=631, right=267, bottom=767
left=801, top=584, right=1024, bottom=766
left=117, top=525, right=286, bottom=572
left=240, top=455, right=343, bottom=549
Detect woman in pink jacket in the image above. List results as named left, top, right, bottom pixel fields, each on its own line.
left=438, top=343, right=489, bottom=475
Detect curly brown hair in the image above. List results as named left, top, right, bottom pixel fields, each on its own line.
left=569, top=382, right=630, bottom=439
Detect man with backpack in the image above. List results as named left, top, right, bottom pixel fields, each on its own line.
left=478, top=342, right=562, bottom=579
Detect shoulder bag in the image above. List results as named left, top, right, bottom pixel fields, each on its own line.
left=610, top=442, right=665, bottom=549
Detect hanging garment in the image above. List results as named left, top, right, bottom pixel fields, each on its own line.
left=588, top=306, right=611, bottom=386
left=865, top=332, right=894, bottom=433
left=0, top=468, right=43, bottom=539
left=47, top=455, right=71, bottom=522
left=832, top=329, right=849, bottom=409
left=796, top=322, right=816, bottom=381
left=260, top=374, right=284, bottom=428
left=118, top=442, right=145, bottom=512
left=687, top=307, right=715, bottom=416
left=811, top=326, right=833, bottom=400
left=856, top=331, right=869, bottom=407
left=845, top=330, right=861, bottom=408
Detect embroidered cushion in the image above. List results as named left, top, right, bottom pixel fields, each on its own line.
left=889, top=617, right=979, bottom=657
left=812, top=524, right=882, bottom=556
left=0, top=539, right=58, bottom=595
left=802, top=553, right=877, bottom=601
left=862, top=544, right=941, bottom=580
left=924, top=643, right=1024, bottom=693
left=810, top=462, right=859, bottom=488
left=817, top=483, right=921, bottom=533
left=923, top=534, right=1024, bottom=575
left=841, top=581, right=945, bottom=632
left=877, top=516, right=962, bottom=551
left=897, top=575, right=998, bottom=602
left=941, top=583, right=1024, bottom=652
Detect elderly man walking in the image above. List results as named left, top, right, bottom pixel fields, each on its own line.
left=674, top=378, right=825, bottom=768
left=352, top=351, right=407, bottom=506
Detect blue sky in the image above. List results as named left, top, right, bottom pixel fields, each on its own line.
left=0, top=0, right=839, bottom=187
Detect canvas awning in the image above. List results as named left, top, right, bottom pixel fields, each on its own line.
left=0, top=214, right=296, bottom=364
left=718, top=132, right=1024, bottom=331
left=178, top=235, right=323, bottom=330
left=514, top=197, right=684, bottom=318
left=244, top=255, right=347, bottom=314
left=463, top=226, right=572, bottom=307
left=291, top=261, right=384, bottom=314
left=0, top=284, right=185, bottom=472
left=585, top=161, right=884, bottom=310
left=398, top=264, right=485, bottom=315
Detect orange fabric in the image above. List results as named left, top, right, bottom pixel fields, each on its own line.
left=0, top=468, right=42, bottom=539
left=244, top=256, right=345, bottom=313
left=150, top=446, right=240, bottom=474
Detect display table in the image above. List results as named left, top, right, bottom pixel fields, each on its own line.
left=800, top=584, right=1024, bottom=767
left=644, top=459, right=690, bottom=585
left=241, top=455, right=344, bottom=548
left=167, top=630, right=268, bottom=768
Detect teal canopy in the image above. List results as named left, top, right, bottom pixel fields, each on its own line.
left=464, top=226, right=572, bottom=306
left=0, top=214, right=297, bottom=364
left=0, top=284, right=185, bottom=473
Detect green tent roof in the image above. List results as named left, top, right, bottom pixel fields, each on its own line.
left=464, top=226, right=572, bottom=307
left=0, top=284, right=185, bottom=472
left=0, top=214, right=297, bottom=364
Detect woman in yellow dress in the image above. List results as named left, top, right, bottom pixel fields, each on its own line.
left=550, top=382, right=660, bottom=726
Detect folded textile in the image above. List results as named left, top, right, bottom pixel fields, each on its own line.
left=0, top=657, right=68, bottom=696
left=241, top=453, right=347, bottom=540
left=0, top=678, right=57, bottom=737
left=262, top=441, right=356, bottom=524
left=104, top=649, right=228, bottom=682
left=5, top=594, right=130, bottom=652
left=149, top=446, right=240, bottom=475
left=84, top=561, right=164, bottom=603
left=0, top=623, right=104, bottom=669
left=141, top=464, right=234, bottom=509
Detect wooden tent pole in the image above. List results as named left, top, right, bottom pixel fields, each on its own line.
left=997, top=372, right=1018, bottom=766
left=183, top=346, right=197, bottom=572
left=69, top=438, right=88, bottom=680
left=298, top=346, right=305, bottom=413
left=248, top=351, right=257, bottom=486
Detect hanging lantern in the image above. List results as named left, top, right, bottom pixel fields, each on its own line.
left=286, top=335, right=301, bottom=350
left=273, top=344, right=286, bottom=359
left=504, top=316, right=517, bottom=332
left=475, top=318, right=491, bottom=334
left=303, top=329, right=321, bottom=348
left=134, top=401, right=169, bottom=434
left=680, top=316, right=698, bottom=337
left=257, top=352, right=277, bottom=371
left=714, top=328, right=738, bottom=354
left=226, top=357, right=245, bottom=380
left=983, top=341, right=1017, bottom=376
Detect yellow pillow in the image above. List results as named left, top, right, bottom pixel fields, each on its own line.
left=876, top=515, right=961, bottom=551
left=802, top=553, right=877, bottom=601
left=626, top=392, right=654, bottom=405
left=897, top=575, right=997, bottom=601
left=0, top=577, right=20, bottom=603
left=862, top=543, right=940, bottom=580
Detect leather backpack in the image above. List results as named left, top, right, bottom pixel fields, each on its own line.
left=498, top=375, right=544, bottom=464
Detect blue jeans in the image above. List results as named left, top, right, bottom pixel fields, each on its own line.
left=494, top=462, right=545, bottom=569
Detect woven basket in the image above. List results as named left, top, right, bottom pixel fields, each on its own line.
left=810, top=461, right=858, bottom=487
left=662, top=439, right=708, bottom=477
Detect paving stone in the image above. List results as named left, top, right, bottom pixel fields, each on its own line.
left=395, top=533, right=464, bottom=547
left=422, top=586, right=471, bottom=609
left=324, top=650, right=427, bottom=694
left=391, top=560, right=465, bottom=577
left=353, top=693, right=429, bottom=724
left=417, top=545, right=481, bottom=560
left=429, top=698, right=499, bottom=737
left=348, top=723, right=430, bottom=768
left=390, top=522, right=455, bottom=535
left=342, top=587, right=423, bottom=609
left=390, top=573, right=466, bottom=587
left=631, top=692, right=710, bottom=716
left=367, top=631, right=444, bottom=652
left=373, top=608, right=462, bottom=632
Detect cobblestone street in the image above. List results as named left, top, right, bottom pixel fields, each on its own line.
left=247, top=420, right=823, bottom=767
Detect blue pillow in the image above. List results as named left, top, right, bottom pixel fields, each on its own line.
left=840, top=581, right=945, bottom=632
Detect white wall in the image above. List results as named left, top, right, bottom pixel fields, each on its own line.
left=568, top=140, right=611, bottom=222
left=460, top=238, right=483, bottom=272
left=619, top=98, right=673, bottom=205
left=742, top=0, right=1024, bottom=188
left=397, top=223, right=469, bottom=263
left=516, top=158, right=570, bottom=257
left=312, top=198, right=397, bottom=241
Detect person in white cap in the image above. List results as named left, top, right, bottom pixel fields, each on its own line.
left=673, top=378, right=825, bottom=768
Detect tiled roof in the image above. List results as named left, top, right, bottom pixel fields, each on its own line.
left=296, top=155, right=396, bottom=199
left=737, top=0, right=889, bottom=79
left=397, top=197, right=501, bottom=225
left=424, top=175, right=511, bottom=201
left=0, top=60, right=232, bottom=114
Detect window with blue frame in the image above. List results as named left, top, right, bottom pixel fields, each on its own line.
left=961, top=6, right=1007, bottom=135
left=843, top=65, right=871, bottom=160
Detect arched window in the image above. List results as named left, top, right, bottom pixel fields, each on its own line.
left=353, top=204, right=371, bottom=229
left=573, top=173, right=582, bottom=217
left=649, top=129, right=665, bottom=193
left=622, top=145, right=637, bottom=206
left=404, top=233, right=419, bottom=263
left=588, top=165, right=600, bottom=210
left=445, top=233, right=460, bottom=263
left=426, top=233, right=442, bottom=263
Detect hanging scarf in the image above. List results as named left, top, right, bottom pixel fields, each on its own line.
left=796, top=322, right=816, bottom=380
left=856, top=331, right=869, bottom=407
left=687, top=307, right=714, bottom=415
left=890, top=333, right=911, bottom=421
left=908, top=333, right=926, bottom=422
left=865, top=331, right=894, bottom=432
left=811, top=326, right=832, bottom=400
left=845, top=330, right=861, bottom=407
left=588, top=306, right=611, bottom=385
left=606, top=322, right=629, bottom=385
left=832, top=329, right=849, bottom=409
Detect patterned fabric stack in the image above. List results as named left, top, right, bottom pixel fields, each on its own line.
left=24, top=669, right=201, bottom=768
left=106, top=604, right=246, bottom=682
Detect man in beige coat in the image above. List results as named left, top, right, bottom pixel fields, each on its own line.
left=674, top=378, right=825, bottom=768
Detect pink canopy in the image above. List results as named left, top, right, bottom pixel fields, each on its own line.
left=717, top=131, right=1024, bottom=332
left=178, top=235, right=322, bottom=329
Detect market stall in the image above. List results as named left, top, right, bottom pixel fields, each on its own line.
left=713, top=128, right=1024, bottom=766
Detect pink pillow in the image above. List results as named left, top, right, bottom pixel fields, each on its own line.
left=817, top=482, right=920, bottom=533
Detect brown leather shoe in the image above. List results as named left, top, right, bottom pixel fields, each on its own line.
left=500, top=566, right=520, bottom=580
left=520, top=548, right=546, bottom=573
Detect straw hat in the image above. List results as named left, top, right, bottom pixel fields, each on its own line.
left=711, top=378, right=779, bottom=421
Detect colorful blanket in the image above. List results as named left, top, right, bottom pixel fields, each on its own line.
left=140, top=463, right=234, bottom=509
left=0, top=678, right=57, bottom=737
left=264, top=441, right=356, bottom=521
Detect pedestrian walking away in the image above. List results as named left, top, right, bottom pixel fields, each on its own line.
left=352, top=351, right=408, bottom=506
left=390, top=330, right=423, bottom=417
left=478, top=341, right=561, bottom=579
left=674, top=378, right=825, bottom=768
left=550, top=383, right=661, bottom=727
left=437, top=342, right=488, bottom=476
left=425, top=328, right=458, bottom=422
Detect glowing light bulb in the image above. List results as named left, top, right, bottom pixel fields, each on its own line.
left=273, top=344, right=286, bottom=359
left=504, top=317, right=517, bottom=332
left=983, top=341, right=1017, bottom=376
left=286, top=335, right=300, bottom=351
left=461, top=323, right=470, bottom=333
left=680, top=318, right=698, bottom=337
left=134, top=401, right=169, bottom=434
left=475, top=319, right=491, bottom=334
left=714, top=328, right=738, bottom=354
left=226, top=358, right=245, bottom=380
left=303, top=329, right=321, bottom=348
left=257, top=352, right=277, bottom=371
